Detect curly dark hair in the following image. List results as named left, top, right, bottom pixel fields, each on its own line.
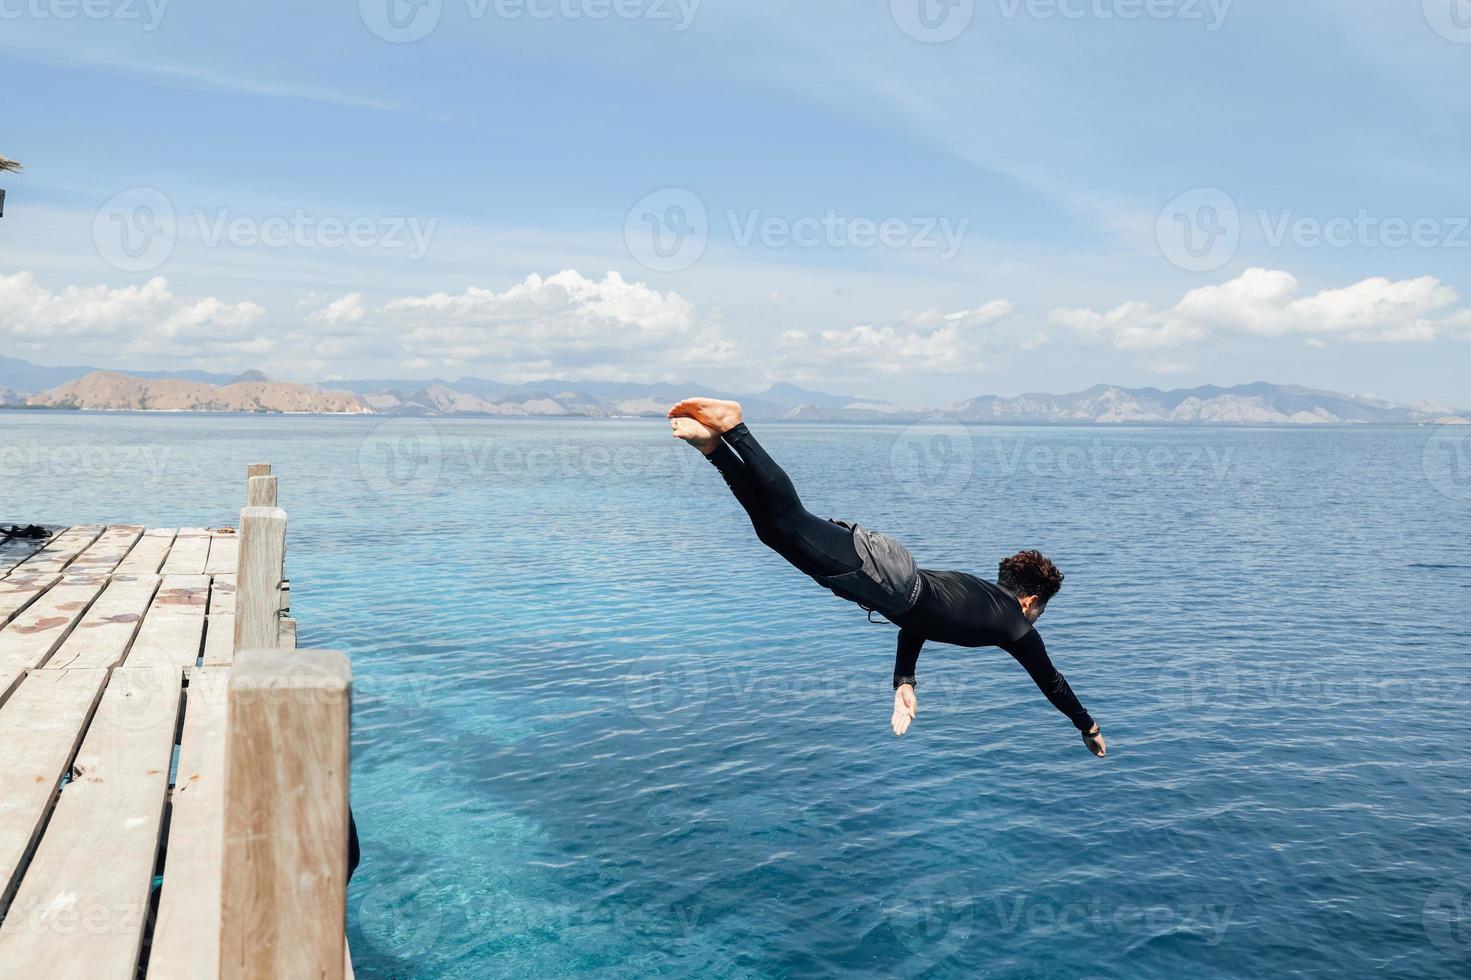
left=997, top=550, right=1064, bottom=602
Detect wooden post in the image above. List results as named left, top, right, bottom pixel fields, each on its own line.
left=246, top=462, right=272, bottom=478
left=234, top=507, right=286, bottom=652
left=246, top=475, right=278, bottom=508
left=219, top=649, right=351, bottom=980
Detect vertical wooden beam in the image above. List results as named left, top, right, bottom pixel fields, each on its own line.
left=245, top=475, right=278, bottom=509
left=219, top=649, right=351, bottom=980
left=233, top=507, right=286, bottom=653
left=246, top=463, right=272, bottom=478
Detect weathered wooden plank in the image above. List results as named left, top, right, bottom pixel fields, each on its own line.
left=201, top=575, right=237, bottom=667
left=0, top=577, right=107, bottom=699
left=234, top=508, right=286, bottom=653
left=0, top=668, right=108, bottom=912
left=159, top=528, right=210, bottom=576
left=65, top=525, right=144, bottom=579
left=246, top=475, right=278, bottom=508
left=0, top=666, right=181, bottom=980
left=0, top=573, right=61, bottom=628
left=148, top=668, right=229, bottom=980
left=205, top=531, right=240, bottom=575
left=41, top=575, right=160, bottom=671
left=124, top=575, right=209, bottom=670
left=5, top=526, right=103, bottom=579
left=220, top=650, right=351, bottom=980
left=113, top=528, right=176, bottom=576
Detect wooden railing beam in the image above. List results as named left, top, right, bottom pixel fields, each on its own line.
left=219, top=648, right=351, bottom=980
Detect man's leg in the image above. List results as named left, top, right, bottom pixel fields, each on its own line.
left=671, top=407, right=858, bottom=578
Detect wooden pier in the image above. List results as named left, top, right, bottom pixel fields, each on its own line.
left=0, top=467, right=354, bottom=979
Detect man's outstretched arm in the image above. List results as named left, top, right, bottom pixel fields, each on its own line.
left=891, top=629, right=924, bottom=736
left=1002, top=628, right=1096, bottom=734
left=894, top=628, right=923, bottom=690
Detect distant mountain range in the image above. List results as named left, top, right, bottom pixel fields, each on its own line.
left=1, top=356, right=1466, bottom=425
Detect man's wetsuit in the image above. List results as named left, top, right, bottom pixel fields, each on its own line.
left=890, top=572, right=1095, bottom=733
left=706, top=422, right=1095, bottom=734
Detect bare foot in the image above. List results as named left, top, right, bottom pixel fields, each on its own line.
left=670, top=416, right=720, bottom=455
left=667, top=397, right=743, bottom=434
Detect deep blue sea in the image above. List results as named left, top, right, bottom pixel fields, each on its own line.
left=3, top=412, right=1469, bottom=979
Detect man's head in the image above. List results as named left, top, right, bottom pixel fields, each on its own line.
left=997, top=550, right=1064, bottom=624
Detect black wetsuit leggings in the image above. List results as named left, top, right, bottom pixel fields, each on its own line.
left=708, top=424, right=861, bottom=579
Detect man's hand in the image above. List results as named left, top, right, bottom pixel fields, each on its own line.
left=1083, top=724, right=1107, bottom=757
left=891, top=684, right=917, bottom=736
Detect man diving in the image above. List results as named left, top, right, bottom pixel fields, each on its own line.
left=668, top=397, right=1106, bottom=758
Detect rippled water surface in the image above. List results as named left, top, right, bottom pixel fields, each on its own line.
left=3, top=412, right=1469, bottom=979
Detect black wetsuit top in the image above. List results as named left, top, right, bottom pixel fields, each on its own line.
left=891, top=570, right=1095, bottom=733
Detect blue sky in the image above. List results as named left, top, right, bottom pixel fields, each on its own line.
left=1, top=0, right=1469, bottom=406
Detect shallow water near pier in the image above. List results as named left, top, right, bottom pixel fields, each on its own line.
left=3, top=412, right=1469, bottom=979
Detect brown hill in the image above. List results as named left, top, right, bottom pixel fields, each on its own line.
left=29, top=371, right=373, bottom=414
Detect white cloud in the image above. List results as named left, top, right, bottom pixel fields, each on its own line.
left=0, top=272, right=268, bottom=358
left=778, top=302, right=1013, bottom=375
left=1052, top=268, right=1463, bottom=349
left=377, top=270, right=736, bottom=382
left=307, top=293, right=366, bottom=326
left=942, top=300, right=1016, bottom=326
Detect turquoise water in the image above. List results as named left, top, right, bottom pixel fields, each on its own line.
left=3, top=412, right=1469, bottom=979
